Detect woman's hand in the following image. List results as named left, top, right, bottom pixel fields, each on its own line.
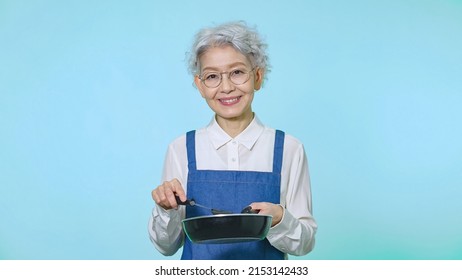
left=249, top=202, right=284, bottom=227
left=151, top=178, right=186, bottom=210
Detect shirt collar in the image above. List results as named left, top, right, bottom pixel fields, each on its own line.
left=206, top=114, right=265, bottom=151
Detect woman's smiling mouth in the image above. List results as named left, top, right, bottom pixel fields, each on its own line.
left=219, top=96, right=241, bottom=106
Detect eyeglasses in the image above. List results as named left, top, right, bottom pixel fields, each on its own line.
left=199, top=67, right=256, bottom=88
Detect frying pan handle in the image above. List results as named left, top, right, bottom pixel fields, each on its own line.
left=241, top=205, right=259, bottom=214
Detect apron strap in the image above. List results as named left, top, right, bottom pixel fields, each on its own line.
left=273, top=130, right=285, bottom=174
left=186, top=130, right=197, bottom=171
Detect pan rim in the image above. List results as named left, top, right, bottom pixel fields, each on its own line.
left=182, top=213, right=272, bottom=222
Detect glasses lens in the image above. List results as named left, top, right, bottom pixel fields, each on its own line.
left=230, top=69, right=250, bottom=85
left=203, top=73, right=221, bottom=88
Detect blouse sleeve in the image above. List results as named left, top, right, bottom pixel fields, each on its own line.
left=148, top=141, right=187, bottom=256
left=266, top=142, right=317, bottom=256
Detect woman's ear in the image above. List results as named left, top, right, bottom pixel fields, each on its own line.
left=194, top=75, right=206, bottom=98
left=254, top=68, right=264, bottom=91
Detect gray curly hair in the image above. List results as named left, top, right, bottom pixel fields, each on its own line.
left=187, top=21, right=270, bottom=78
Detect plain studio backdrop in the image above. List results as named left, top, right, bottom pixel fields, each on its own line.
left=1, top=0, right=461, bottom=260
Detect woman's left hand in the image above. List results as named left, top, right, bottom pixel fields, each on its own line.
left=249, top=202, right=284, bottom=227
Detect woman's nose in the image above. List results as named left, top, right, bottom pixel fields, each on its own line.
left=220, top=74, right=235, bottom=93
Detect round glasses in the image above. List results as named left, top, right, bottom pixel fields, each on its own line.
left=199, top=67, right=256, bottom=88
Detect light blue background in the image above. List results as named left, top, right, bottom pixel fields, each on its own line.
left=1, top=0, right=461, bottom=260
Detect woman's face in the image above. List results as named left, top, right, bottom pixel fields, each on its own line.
left=194, top=45, right=264, bottom=124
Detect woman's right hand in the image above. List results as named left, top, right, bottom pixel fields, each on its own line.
left=151, top=178, right=186, bottom=210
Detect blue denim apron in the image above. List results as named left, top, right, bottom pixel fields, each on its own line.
left=181, top=130, right=285, bottom=260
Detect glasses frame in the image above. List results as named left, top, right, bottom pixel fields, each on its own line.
left=198, top=67, right=257, bottom=88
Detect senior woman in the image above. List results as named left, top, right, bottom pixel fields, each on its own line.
left=148, top=21, right=317, bottom=260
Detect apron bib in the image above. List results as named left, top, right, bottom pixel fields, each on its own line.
left=181, top=130, right=285, bottom=260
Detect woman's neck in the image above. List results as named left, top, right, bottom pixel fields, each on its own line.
left=216, top=112, right=254, bottom=138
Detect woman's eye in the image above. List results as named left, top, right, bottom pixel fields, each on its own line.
left=205, top=73, right=219, bottom=80
left=231, top=69, right=245, bottom=76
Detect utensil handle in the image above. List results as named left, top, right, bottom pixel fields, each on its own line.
left=175, top=195, right=195, bottom=206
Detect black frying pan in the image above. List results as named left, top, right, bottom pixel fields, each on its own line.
left=176, top=196, right=272, bottom=244
left=182, top=214, right=272, bottom=244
